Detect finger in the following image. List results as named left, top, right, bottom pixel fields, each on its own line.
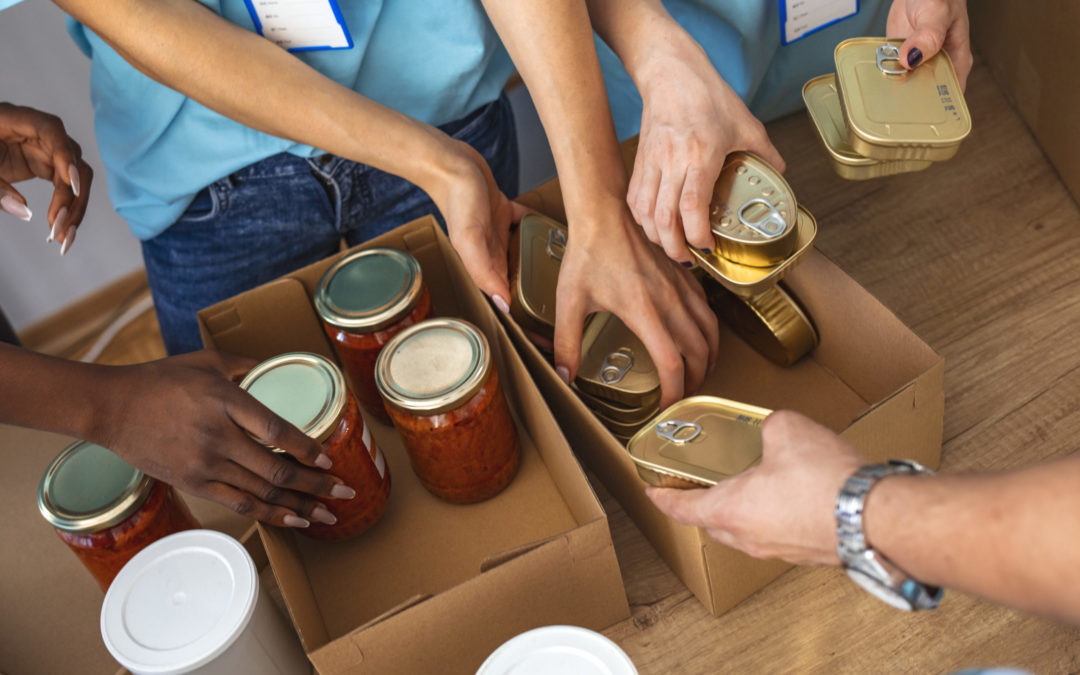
left=743, top=131, right=786, bottom=175
left=628, top=161, right=662, bottom=245
left=680, top=166, right=719, bottom=251
left=662, top=287, right=711, bottom=395
left=899, top=10, right=950, bottom=69
left=213, top=460, right=336, bottom=524
left=621, top=302, right=686, bottom=408
left=673, top=268, right=720, bottom=376
left=508, top=200, right=535, bottom=223
left=224, top=388, right=332, bottom=470
left=46, top=182, right=74, bottom=245
left=449, top=223, right=512, bottom=313
left=552, top=272, right=590, bottom=385
left=62, top=161, right=92, bottom=232
left=228, top=433, right=349, bottom=500
left=199, top=481, right=312, bottom=528
left=0, top=178, right=32, bottom=222
left=654, top=168, right=693, bottom=262
left=645, top=485, right=716, bottom=528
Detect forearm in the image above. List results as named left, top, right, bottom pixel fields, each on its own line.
left=480, top=0, right=627, bottom=221
left=865, top=457, right=1080, bottom=623
left=53, top=0, right=454, bottom=190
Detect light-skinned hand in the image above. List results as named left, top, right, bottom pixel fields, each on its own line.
left=887, top=0, right=973, bottom=90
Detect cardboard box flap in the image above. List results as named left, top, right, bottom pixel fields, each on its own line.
left=257, top=523, right=331, bottom=653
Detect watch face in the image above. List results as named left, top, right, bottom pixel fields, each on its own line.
left=846, top=568, right=915, bottom=611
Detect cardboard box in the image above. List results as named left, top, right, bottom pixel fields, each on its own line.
left=971, top=2, right=1080, bottom=206
left=509, top=159, right=945, bottom=617
left=197, top=217, right=629, bottom=674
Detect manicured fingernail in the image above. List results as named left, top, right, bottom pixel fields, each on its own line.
left=331, top=484, right=356, bottom=500
left=698, top=247, right=712, bottom=254
left=49, top=207, right=68, bottom=243
left=69, top=164, right=80, bottom=197
left=315, top=453, right=333, bottom=469
left=680, top=261, right=694, bottom=268
left=311, top=506, right=337, bottom=525
left=1, top=196, right=31, bottom=221
left=908, top=47, right=923, bottom=68
left=556, top=366, right=570, bottom=385
left=60, top=230, right=74, bottom=256
left=283, top=514, right=310, bottom=528
left=493, top=294, right=510, bottom=314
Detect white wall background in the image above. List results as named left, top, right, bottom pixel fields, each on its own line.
left=0, top=1, right=555, bottom=333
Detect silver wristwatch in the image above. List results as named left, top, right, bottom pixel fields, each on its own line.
left=835, top=459, right=943, bottom=611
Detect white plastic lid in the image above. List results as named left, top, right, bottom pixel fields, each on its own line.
left=101, top=530, right=258, bottom=675
left=477, top=626, right=638, bottom=675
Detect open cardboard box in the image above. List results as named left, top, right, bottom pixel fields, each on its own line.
left=508, top=146, right=945, bottom=617
left=197, top=217, right=629, bottom=674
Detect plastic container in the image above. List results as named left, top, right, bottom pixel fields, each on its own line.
left=315, top=247, right=434, bottom=422
left=376, top=318, right=520, bottom=503
left=477, top=626, right=638, bottom=675
left=240, top=352, right=390, bottom=540
left=38, top=441, right=200, bottom=592
left=101, top=530, right=310, bottom=675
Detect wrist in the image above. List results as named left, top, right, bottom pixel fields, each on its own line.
left=629, top=24, right=711, bottom=95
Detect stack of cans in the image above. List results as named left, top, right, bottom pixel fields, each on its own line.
left=803, top=38, right=971, bottom=181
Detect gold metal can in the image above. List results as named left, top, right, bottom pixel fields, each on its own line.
left=706, top=152, right=799, bottom=267
left=575, top=312, right=661, bottom=409
left=802, top=74, right=933, bottom=180
left=590, top=404, right=658, bottom=439
left=508, top=213, right=565, bottom=341
left=626, top=396, right=771, bottom=489
left=572, top=382, right=659, bottom=426
left=834, top=38, right=971, bottom=162
left=706, top=282, right=819, bottom=366
left=691, top=205, right=818, bottom=298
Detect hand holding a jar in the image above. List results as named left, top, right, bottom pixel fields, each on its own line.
left=0, top=102, right=93, bottom=254
left=887, top=0, right=973, bottom=90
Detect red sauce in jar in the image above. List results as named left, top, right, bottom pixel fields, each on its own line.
left=315, top=247, right=434, bottom=422
left=376, top=318, right=520, bottom=504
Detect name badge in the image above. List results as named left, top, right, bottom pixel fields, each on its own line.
left=244, top=0, right=353, bottom=52
left=779, top=0, right=858, bottom=45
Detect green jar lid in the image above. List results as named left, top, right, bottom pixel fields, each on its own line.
left=38, top=441, right=154, bottom=533
left=239, top=352, right=347, bottom=448
left=314, top=248, right=424, bottom=332
left=375, top=318, right=491, bottom=416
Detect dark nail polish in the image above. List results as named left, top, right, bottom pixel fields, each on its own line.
left=907, top=47, right=923, bottom=68
left=698, top=247, right=712, bottom=254
left=681, top=261, right=694, bottom=268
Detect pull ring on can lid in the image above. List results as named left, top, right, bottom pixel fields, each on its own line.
left=876, top=43, right=905, bottom=75
left=737, top=198, right=788, bottom=239
left=656, top=420, right=702, bottom=444
left=600, top=348, right=634, bottom=384
left=546, top=227, right=566, bottom=261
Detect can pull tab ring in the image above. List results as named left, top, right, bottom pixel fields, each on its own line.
left=656, top=420, right=702, bottom=444
left=600, top=348, right=633, bottom=384
left=737, top=198, right=788, bottom=238
left=546, top=228, right=567, bottom=261
left=877, top=43, right=906, bottom=75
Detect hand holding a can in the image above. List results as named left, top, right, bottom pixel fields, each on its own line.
left=646, top=410, right=862, bottom=565
left=887, top=0, right=973, bottom=90
left=0, top=102, right=92, bottom=255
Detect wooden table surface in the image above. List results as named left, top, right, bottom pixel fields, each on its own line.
left=5, top=61, right=1079, bottom=674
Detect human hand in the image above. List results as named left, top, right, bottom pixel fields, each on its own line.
left=627, top=35, right=785, bottom=263
left=0, top=102, right=92, bottom=254
left=427, top=137, right=531, bottom=315
left=647, top=410, right=864, bottom=565
left=91, top=350, right=355, bottom=528
left=554, top=196, right=719, bottom=408
left=887, top=0, right=973, bottom=90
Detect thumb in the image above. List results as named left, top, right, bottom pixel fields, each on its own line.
left=899, top=10, right=949, bottom=69
left=743, top=134, right=787, bottom=175
left=646, top=485, right=715, bottom=528
left=509, top=200, right=535, bottom=224
left=0, top=178, right=32, bottom=221
left=552, top=273, right=589, bottom=387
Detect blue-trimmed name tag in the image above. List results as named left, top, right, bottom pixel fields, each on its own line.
left=779, top=0, right=858, bottom=45
left=244, top=0, right=353, bottom=52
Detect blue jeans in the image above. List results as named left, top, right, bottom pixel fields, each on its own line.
left=142, top=94, right=519, bottom=355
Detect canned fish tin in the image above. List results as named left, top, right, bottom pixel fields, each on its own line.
left=508, top=213, right=566, bottom=341
left=834, top=38, right=971, bottom=161
left=706, top=283, right=819, bottom=366
left=691, top=205, right=818, bottom=298
left=626, top=396, right=771, bottom=489
left=572, top=382, right=659, bottom=426
left=802, top=74, right=933, bottom=180
left=590, top=404, right=658, bottom=438
left=576, top=313, right=661, bottom=409
left=706, top=152, right=799, bottom=267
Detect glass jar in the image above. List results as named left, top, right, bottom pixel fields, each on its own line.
left=315, top=247, right=434, bottom=423
left=240, top=352, right=390, bottom=540
left=376, top=318, right=519, bottom=504
left=38, top=441, right=201, bottom=592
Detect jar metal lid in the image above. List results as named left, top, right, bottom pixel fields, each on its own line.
left=834, top=38, right=971, bottom=161
left=478, top=625, right=638, bottom=675
left=706, top=152, right=799, bottom=267
left=575, top=312, right=660, bottom=408
left=626, top=395, right=772, bottom=489
left=239, top=352, right=347, bottom=448
left=375, top=318, right=492, bottom=415
left=101, top=530, right=258, bottom=675
left=509, top=213, right=565, bottom=339
left=314, top=247, right=424, bottom=332
left=38, top=441, right=155, bottom=534
left=708, top=283, right=819, bottom=367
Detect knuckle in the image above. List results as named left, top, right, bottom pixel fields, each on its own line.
left=262, top=485, right=287, bottom=505
left=261, top=414, right=290, bottom=445
left=231, top=495, right=256, bottom=516
left=269, top=459, right=298, bottom=487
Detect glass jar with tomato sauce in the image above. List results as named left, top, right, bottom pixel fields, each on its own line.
left=375, top=318, right=519, bottom=504
left=240, top=352, right=390, bottom=540
left=315, top=247, right=434, bottom=423
left=37, top=441, right=201, bottom=592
